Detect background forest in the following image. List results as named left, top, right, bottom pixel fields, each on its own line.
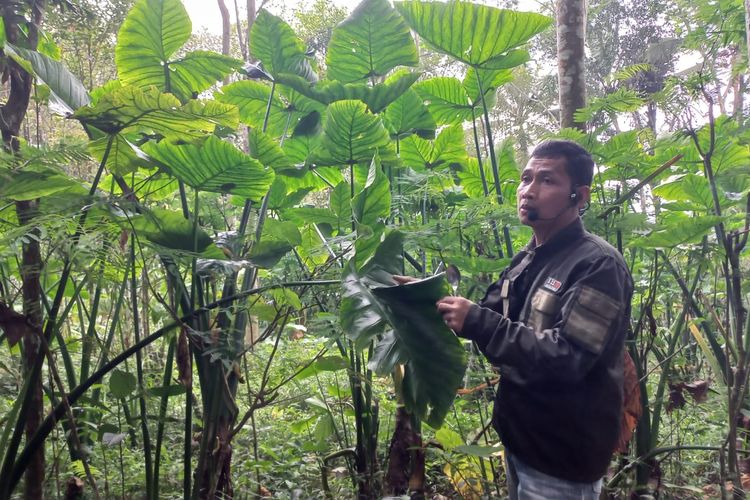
left=0, top=0, right=749, bottom=498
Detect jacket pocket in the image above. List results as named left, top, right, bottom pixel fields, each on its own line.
left=528, top=289, right=560, bottom=331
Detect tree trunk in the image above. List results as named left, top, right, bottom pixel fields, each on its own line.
left=556, top=0, right=587, bottom=131
left=247, top=0, right=256, bottom=60
left=1, top=2, right=46, bottom=497
left=218, top=0, right=231, bottom=83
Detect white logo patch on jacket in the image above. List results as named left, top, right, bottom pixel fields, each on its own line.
left=543, top=277, right=562, bottom=292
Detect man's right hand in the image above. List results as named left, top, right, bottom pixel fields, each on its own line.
left=392, top=275, right=418, bottom=284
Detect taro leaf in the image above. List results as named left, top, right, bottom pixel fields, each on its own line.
left=462, top=67, right=513, bottom=106
left=295, top=355, right=350, bottom=380
left=382, top=72, right=436, bottom=139
left=395, top=0, right=551, bottom=70
left=125, top=207, right=214, bottom=253
left=399, top=124, right=468, bottom=171
left=144, top=135, right=274, bottom=201
left=250, top=10, right=317, bottom=82
left=0, top=303, right=33, bottom=347
left=309, top=100, right=396, bottom=167
left=4, top=43, right=90, bottom=114
left=115, top=0, right=242, bottom=101
left=217, top=81, right=305, bottom=139
left=352, top=153, right=391, bottom=227
left=248, top=219, right=302, bottom=268
left=0, top=168, right=80, bottom=201
left=74, top=86, right=238, bottom=138
left=340, top=230, right=403, bottom=348
left=88, top=134, right=156, bottom=176
left=109, top=369, right=136, bottom=399
left=413, top=77, right=473, bottom=126
left=354, top=222, right=387, bottom=271
left=327, top=0, right=418, bottom=83
left=456, top=157, right=492, bottom=198
left=630, top=213, right=724, bottom=249
left=372, top=273, right=467, bottom=428
left=275, top=71, right=420, bottom=114
left=247, top=127, right=295, bottom=172
left=265, top=179, right=310, bottom=211
left=280, top=207, right=338, bottom=227
left=367, top=330, right=407, bottom=374
left=653, top=174, right=730, bottom=210
left=330, top=182, right=352, bottom=232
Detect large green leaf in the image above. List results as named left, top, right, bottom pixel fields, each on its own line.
left=310, top=100, right=396, bottom=167
left=630, top=213, right=724, bottom=249
left=115, top=0, right=241, bottom=101
left=395, top=0, right=551, bottom=69
left=456, top=157, right=491, bottom=198
left=248, top=219, right=302, bottom=268
left=340, top=230, right=403, bottom=347
left=327, top=0, right=418, bottom=83
left=275, top=70, right=420, bottom=114
left=74, top=86, right=238, bottom=138
left=653, top=174, right=729, bottom=210
left=144, top=136, right=274, bottom=200
left=109, top=369, right=136, bottom=398
left=217, top=81, right=316, bottom=139
left=353, top=154, right=391, bottom=227
left=88, top=134, right=155, bottom=175
left=247, top=127, right=295, bottom=172
left=4, top=43, right=90, bottom=114
left=399, top=124, right=467, bottom=171
left=0, top=167, right=80, bottom=201
left=124, top=207, right=214, bottom=252
left=413, top=77, right=473, bottom=126
left=330, top=182, right=352, bottom=233
left=250, top=10, right=317, bottom=82
left=382, top=72, right=436, bottom=139
left=462, top=67, right=513, bottom=106
left=372, top=274, right=466, bottom=428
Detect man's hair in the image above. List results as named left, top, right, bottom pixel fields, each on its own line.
left=530, top=140, right=594, bottom=187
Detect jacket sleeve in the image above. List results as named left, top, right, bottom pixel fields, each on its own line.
left=461, top=255, right=632, bottom=384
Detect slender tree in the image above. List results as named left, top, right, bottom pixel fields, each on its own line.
left=556, top=0, right=587, bottom=130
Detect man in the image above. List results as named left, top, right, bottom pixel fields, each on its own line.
left=434, top=140, right=632, bottom=499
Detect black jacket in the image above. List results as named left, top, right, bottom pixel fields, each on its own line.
left=462, top=218, right=633, bottom=483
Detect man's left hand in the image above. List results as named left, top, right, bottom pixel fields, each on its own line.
left=436, top=296, right=475, bottom=334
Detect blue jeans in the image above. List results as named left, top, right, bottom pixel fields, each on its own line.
left=505, top=453, right=603, bottom=500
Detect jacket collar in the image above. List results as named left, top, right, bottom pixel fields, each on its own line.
left=524, top=218, right=585, bottom=257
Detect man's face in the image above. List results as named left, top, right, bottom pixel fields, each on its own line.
left=516, top=156, right=579, bottom=229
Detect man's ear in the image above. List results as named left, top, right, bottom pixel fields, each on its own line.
left=577, top=185, right=592, bottom=209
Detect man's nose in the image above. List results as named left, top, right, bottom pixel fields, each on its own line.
left=519, top=182, right=536, bottom=199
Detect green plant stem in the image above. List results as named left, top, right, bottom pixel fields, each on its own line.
left=153, top=337, right=176, bottom=499
left=130, top=239, right=154, bottom=499
left=474, top=70, right=502, bottom=205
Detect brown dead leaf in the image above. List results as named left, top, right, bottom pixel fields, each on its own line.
left=259, top=486, right=272, bottom=497
left=457, top=378, right=499, bottom=396
left=615, top=351, right=642, bottom=453
left=0, top=302, right=34, bottom=347
left=684, top=380, right=709, bottom=403
left=667, top=383, right=687, bottom=413
left=176, top=327, right=192, bottom=387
